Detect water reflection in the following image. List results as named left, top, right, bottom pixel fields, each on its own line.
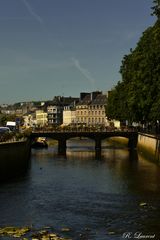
left=0, top=139, right=160, bottom=239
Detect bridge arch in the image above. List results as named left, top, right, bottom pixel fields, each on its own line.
left=66, top=137, right=95, bottom=151
left=101, top=135, right=129, bottom=144
left=30, top=131, right=138, bottom=155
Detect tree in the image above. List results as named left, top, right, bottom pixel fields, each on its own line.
left=151, top=0, right=160, bottom=20
left=107, top=1, right=160, bottom=125
left=0, top=114, right=16, bottom=126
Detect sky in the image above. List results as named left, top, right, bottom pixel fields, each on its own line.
left=0, top=0, right=156, bottom=104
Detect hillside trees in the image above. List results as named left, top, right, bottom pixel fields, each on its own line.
left=106, top=1, right=160, bottom=124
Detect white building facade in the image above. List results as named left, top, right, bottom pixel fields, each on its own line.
left=35, top=110, right=48, bottom=127
left=63, top=106, right=76, bottom=125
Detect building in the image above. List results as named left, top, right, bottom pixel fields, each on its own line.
left=23, top=113, right=36, bottom=128
left=75, top=91, right=107, bottom=126
left=35, top=110, right=48, bottom=127
left=47, top=105, right=63, bottom=125
left=47, top=96, right=79, bottom=126
left=75, top=93, right=91, bottom=125
left=63, top=106, right=76, bottom=126
left=88, top=93, right=107, bottom=126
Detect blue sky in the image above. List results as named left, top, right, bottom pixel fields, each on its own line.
left=0, top=0, right=156, bottom=103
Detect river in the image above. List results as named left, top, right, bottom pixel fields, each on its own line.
left=0, top=138, right=160, bottom=239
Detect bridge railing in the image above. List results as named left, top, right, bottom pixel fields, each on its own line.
left=31, top=127, right=138, bottom=133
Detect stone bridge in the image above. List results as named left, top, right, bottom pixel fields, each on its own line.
left=30, top=131, right=138, bottom=155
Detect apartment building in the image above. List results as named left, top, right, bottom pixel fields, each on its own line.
left=88, top=94, right=107, bottom=126
left=75, top=91, right=107, bottom=126
left=76, top=93, right=91, bottom=125
left=63, top=106, right=76, bottom=126
left=35, top=110, right=48, bottom=127
left=47, top=96, right=78, bottom=126
left=47, top=105, right=63, bottom=125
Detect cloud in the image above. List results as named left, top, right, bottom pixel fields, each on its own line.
left=71, top=57, right=95, bottom=88
left=21, top=0, right=43, bottom=24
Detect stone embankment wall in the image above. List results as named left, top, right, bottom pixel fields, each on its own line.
left=109, top=133, right=160, bottom=163
left=0, top=140, right=31, bottom=181
left=138, top=133, right=160, bottom=162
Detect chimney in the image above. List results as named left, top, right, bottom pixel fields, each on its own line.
left=80, top=92, right=90, bottom=101
left=91, top=91, right=102, bottom=100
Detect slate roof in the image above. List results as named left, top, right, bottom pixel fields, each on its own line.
left=77, top=93, right=107, bottom=106
left=90, top=94, right=107, bottom=105
left=76, top=94, right=91, bottom=105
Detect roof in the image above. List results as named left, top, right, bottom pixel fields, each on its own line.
left=90, top=94, right=107, bottom=105
left=50, top=96, right=79, bottom=107
left=77, top=94, right=91, bottom=106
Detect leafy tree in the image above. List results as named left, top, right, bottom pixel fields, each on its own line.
left=107, top=1, right=160, bottom=125
left=0, top=114, right=16, bottom=126
left=151, top=0, right=160, bottom=19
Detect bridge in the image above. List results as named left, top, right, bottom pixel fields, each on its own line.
left=30, top=130, right=138, bottom=155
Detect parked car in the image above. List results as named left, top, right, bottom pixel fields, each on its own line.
left=0, top=127, right=11, bottom=134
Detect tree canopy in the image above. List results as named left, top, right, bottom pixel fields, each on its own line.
left=106, top=1, right=160, bottom=124
left=151, top=0, right=160, bottom=19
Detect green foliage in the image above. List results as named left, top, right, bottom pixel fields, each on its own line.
left=107, top=5, right=160, bottom=124
left=106, top=82, right=129, bottom=121
left=0, top=132, right=14, bottom=142
left=151, top=0, right=160, bottom=19
left=0, top=114, right=24, bottom=127
left=0, top=114, right=16, bottom=126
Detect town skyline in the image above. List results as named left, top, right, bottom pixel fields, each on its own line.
left=0, top=0, right=155, bottom=104
left=0, top=91, right=109, bottom=130
left=0, top=89, right=107, bottom=106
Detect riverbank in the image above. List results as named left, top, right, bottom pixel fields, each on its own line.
left=108, top=133, right=160, bottom=163
left=0, top=140, right=31, bottom=181
left=137, top=133, right=160, bottom=163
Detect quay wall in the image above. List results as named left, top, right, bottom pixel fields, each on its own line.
left=108, top=133, right=160, bottom=163
left=137, top=133, right=160, bottom=162
left=0, top=140, right=31, bottom=181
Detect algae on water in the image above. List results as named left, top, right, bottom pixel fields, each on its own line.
left=0, top=226, right=30, bottom=237
left=0, top=226, right=72, bottom=239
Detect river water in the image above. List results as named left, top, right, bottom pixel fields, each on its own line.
left=0, top=139, right=160, bottom=239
